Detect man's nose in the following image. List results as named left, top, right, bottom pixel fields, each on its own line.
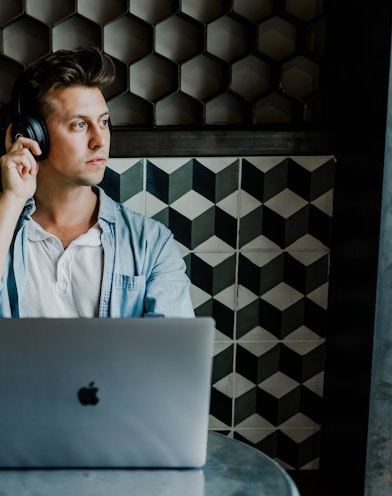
left=89, top=124, right=107, bottom=148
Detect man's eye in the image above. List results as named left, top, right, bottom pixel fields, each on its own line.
left=74, top=121, right=85, bottom=129
left=101, top=119, right=109, bottom=127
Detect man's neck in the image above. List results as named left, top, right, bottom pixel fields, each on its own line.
left=32, top=187, right=99, bottom=249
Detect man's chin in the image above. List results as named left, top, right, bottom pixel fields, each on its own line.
left=80, top=171, right=107, bottom=188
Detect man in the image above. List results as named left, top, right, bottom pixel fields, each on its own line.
left=0, top=47, right=194, bottom=318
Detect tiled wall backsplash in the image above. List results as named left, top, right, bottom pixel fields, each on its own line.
left=102, top=155, right=335, bottom=469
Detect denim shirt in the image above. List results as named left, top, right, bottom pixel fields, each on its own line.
left=0, top=187, right=195, bottom=318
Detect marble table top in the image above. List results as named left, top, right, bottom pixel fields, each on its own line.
left=0, top=431, right=299, bottom=495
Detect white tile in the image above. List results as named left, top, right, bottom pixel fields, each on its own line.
left=234, top=373, right=256, bottom=397
left=216, top=191, right=239, bottom=217
left=264, top=189, right=307, bottom=217
left=235, top=415, right=275, bottom=429
left=145, top=191, right=167, bottom=217
left=241, top=250, right=282, bottom=267
left=190, top=285, right=211, bottom=308
left=123, top=192, right=145, bottom=214
left=311, top=189, right=334, bottom=216
left=283, top=326, right=322, bottom=341
left=214, top=330, right=233, bottom=343
left=171, top=190, right=214, bottom=219
left=214, top=373, right=234, bottom=398
left=303, top=372, right=324, bottom=396
left=107, top=157, right=142, bottom=174
left=194, top=251, right=234, bottom=266
left=243, top=156, right=288, bottom=172
left=307, top=283, right=329, bottom=309
left=239, top=190, right=262, bottom=217
left=237, top=285, right=259, bottom=310
left=194, top=236, right=234, bottom=252
left=214, top=285, right=237, bottom=310
left=291, top=155, right=335, bottom=171
left=241, top=235, right=280, bottom=251
left=238, top=340, right=277, bottom=357
left=235, top=428, right=276, bottom=444
left=261, top=282, right=303, bottom=311
left=239, top=326, right=278, bottom=342
left=289, top=250, right=326, bottom=266
left=286, top=234, right=328, bottom=252
left=283, top=340, right=322, bottom=355
left=280, top=413, right=319, bottom=430
left=209, top=416, right=231, bottom=429
left=280, top=426, right=320, bottom=443
left=196, top=157, right=239, bottom=173
left=147, top=157, right=192, bottom=173
left=259, top=372, right=299, bottom=397
left=214, top=341, right=233, bottom=355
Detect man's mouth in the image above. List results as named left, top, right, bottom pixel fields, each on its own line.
left=87, top=156, right=107, bottom=166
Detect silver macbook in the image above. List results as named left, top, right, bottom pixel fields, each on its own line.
left=0, top=317, right=215, bottom=469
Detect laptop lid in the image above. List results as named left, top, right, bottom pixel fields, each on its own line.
left=0, top=317, right=215, bottom=469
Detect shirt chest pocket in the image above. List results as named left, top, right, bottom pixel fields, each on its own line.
left=111, top=274, right=146, bottom=317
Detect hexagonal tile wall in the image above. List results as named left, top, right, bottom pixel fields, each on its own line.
left=0, top=0, right=327, bottom=127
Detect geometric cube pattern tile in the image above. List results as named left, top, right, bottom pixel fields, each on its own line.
left=101, top=155, right=335, bottom=470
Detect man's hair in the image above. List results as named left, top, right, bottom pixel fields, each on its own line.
left=15, top=47, right=116, bottom=120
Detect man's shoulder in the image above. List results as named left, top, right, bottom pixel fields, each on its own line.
left=117, top=202, right=169, bottom=233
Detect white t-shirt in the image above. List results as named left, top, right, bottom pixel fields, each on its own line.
left=19, top=220, right=104, bottom=318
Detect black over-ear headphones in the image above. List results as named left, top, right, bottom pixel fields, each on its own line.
left=10, top=63, right=113, bottom=161
left=10, top=66, right=50, bottom=161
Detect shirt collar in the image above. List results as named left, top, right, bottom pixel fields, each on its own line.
left=18, top=186, right=117, bottom=226
left=26, top=219, right=102, bottom=247
left=93, top=185, right=118, bottom=224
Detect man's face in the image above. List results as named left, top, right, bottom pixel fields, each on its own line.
left=40, top=85, right=111, bottom=188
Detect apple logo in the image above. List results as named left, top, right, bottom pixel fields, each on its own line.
left=78, top=381, right=100, bottom=406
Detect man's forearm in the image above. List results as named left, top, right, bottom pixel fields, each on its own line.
left=0, top=192, right=25, bottom=279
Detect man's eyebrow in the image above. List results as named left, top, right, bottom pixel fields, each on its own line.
left=67, top=110, right=110, bottom=121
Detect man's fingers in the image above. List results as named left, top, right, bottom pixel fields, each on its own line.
left=1, top=145, right=39, bottom=178
left=16, top=155, right=39, bottom=177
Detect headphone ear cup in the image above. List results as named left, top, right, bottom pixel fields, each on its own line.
left=12, top=114, right=50, bottom=161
